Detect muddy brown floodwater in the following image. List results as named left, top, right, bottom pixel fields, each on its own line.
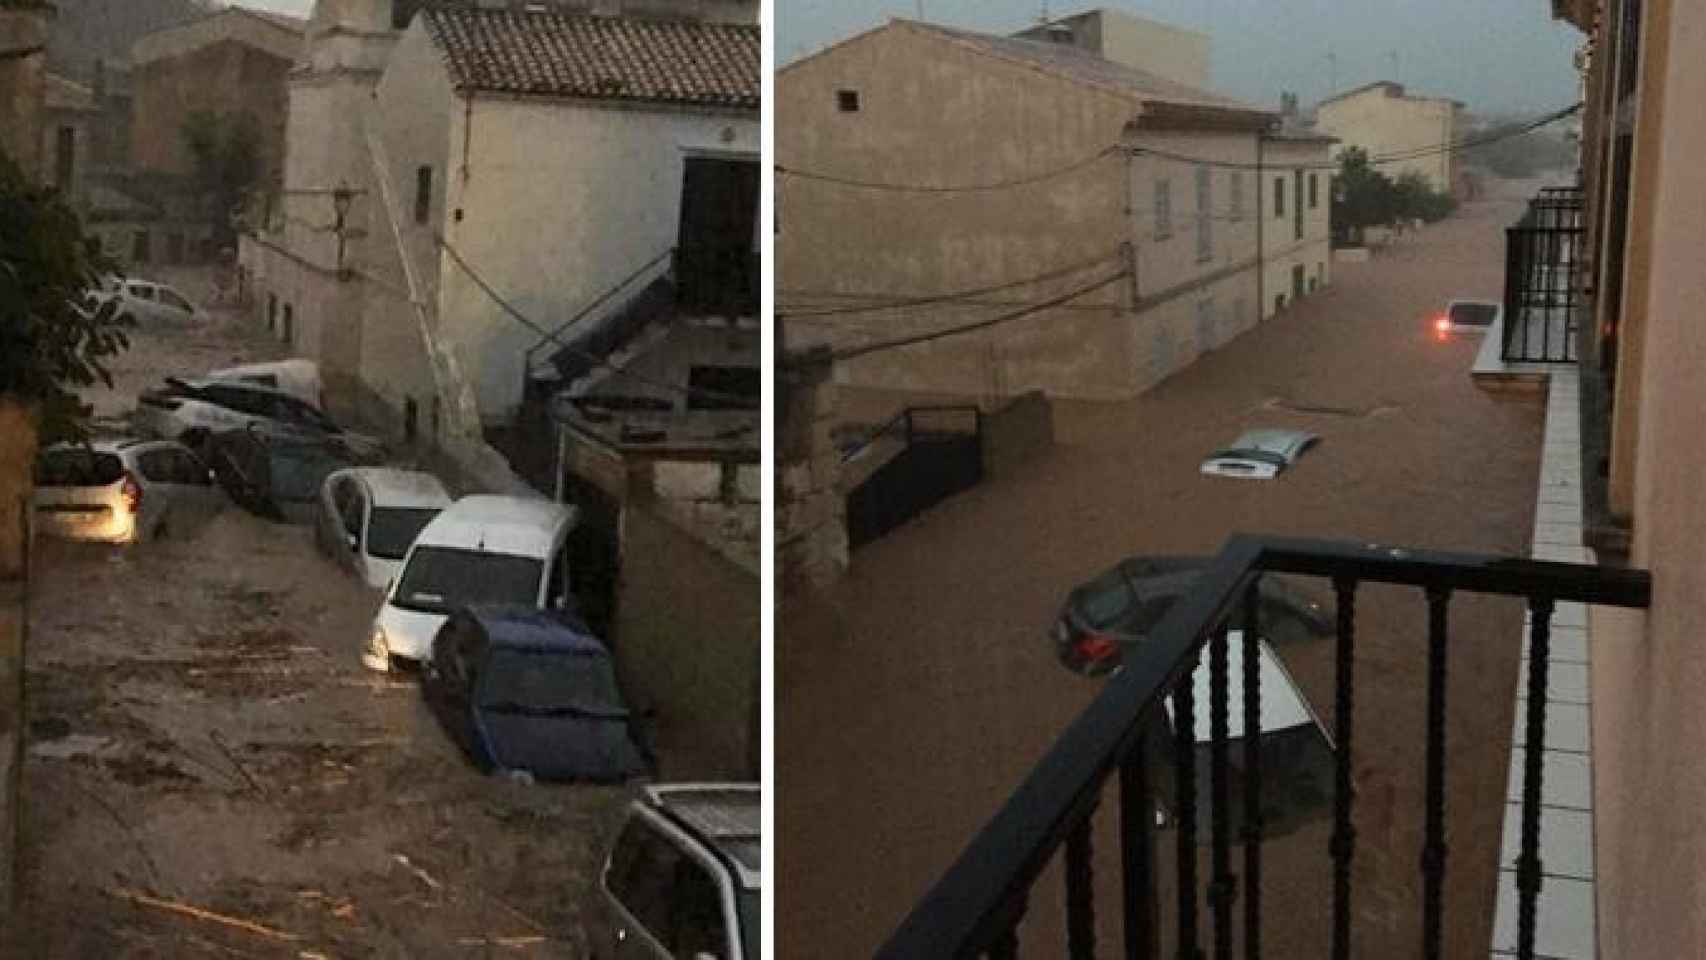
left=780, top=178, right=1561, bottom=959
left=10, top=275, right=626, bottom=958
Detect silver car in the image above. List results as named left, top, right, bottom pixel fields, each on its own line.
left=99, top=278, right=199, bottom=326
left=315, top=467, right=453, bottom=590
left=33, top=439, right=224, bottom=543
left=1200, top=428, right=1319, bottom=480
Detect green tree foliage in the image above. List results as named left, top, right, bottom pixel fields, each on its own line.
left=0, top=149, right=129, bottom=445
left=1331, top=148, right=1458, bottom=246
left=182, top=110, right=263, bottom=250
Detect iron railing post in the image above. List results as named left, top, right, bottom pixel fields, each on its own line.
left=1329, top=577, right=1359, bottom=960
left=1516, top=597, right=1556, bottom=960
left=1174, top=667, right=1202, bottom=960
left=1208, top=625, right=1235, bottom=960
left=1240, top=583, right=1263, bottom=960
left=1420, top=588, right=1452, bottom=960
left=1122, top=727, right=1161, bottom=960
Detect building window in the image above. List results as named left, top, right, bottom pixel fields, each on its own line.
left=1229, top=170, right=1243, bottom=222
left=267, top=293, right=277, bottom=332
left=1308, top=172, right=1319, bottom=209
left=414, top=165, right=432, bottom=224
left=1273, top=176, right=1286, bottom=218
left=1153, top=178, right=1172, bottom=240
left=837, top=90, right=860, bottom=112
left=282, top=304, right=294, bottom=345
left=1194, top=165, right=1212, bottom=263
left=54, top=126, right=75, bottom=190
left=132, top=230, right=151, bottom=264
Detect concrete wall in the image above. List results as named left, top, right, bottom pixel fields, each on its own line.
left=1589, top=1, right=1706, bottom=955
left=433, top=89, right=758, bottom=424
left=1314, top=83, right=1460, bottom=194
left=1261, top=138, right=1334, bottom=314
left=0, top=401, right=34, bottom=920
left=130, top=38, right=293, bottom=179
left=0, top=8, right=51, bottom=180
left=613, top=500, right=759, bottom=780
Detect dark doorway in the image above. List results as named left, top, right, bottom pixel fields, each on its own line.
left=1293, top=169, right=1305, bottom=240
left=676, top=157, right=759, bottom=317
left=559, top=471, right=620, bottom=643
left=1292, top=264, right=1306, bottom=302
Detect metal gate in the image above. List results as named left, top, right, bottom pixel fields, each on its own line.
left=845, top=406, right=983, bottom=550
left=1502, top=186, right=1583, bottom=363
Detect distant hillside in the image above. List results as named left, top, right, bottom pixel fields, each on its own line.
left=46, top=0, right=218, bottom=81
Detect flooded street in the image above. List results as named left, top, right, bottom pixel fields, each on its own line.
left=779, top=180, right=1559, bottom=958
left=13, top=280, right=622, bottom=958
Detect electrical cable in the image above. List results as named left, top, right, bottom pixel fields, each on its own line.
left=828, top=270, right=1129, bottom=362
left=776, top=249, right=1125, bottom=317
left=775, top=144, right=1121, bottom=193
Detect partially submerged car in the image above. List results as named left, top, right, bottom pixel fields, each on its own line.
left=1200, top=428, right=1318, bottom=480
left=1053, top=559, right=1337, bottom=840
left=422, top=605, right=653, bottom=782
left=136, top=376, right=380, bottom=459
left=33, top=439, right=223, bottom=543
left=596, top=783, right=760, bottom=960
left=1052, top=554, right=1331, bottom=677
left=207, top=358, right=324, bottom=409
left=315, top=467, right=453, bottom=590
left=1434, top=298, right=1501, bottom=336
left=97, top=278, right=199, bottom=326
left=206, top=424, right=378, bottom=523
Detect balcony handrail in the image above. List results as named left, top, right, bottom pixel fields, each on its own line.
left=522, top=245, right=676, bottom=376
left=877, top=533, right=1650, bottom=959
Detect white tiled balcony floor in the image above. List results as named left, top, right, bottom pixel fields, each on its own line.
left=1490, top=365, right=1596, bottom=960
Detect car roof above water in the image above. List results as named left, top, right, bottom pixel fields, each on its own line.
left=456, top=604, right=604, bottom=654
left=412, top=494, right=578, bottom=559
left=336, top=468, right=452, bottom=509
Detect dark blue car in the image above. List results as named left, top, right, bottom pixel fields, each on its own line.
left=422, top=605, right=654, bottom=782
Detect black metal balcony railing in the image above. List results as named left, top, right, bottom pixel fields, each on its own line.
left=877, top=535, right=1650, bottom=960
left=1502, top=186, right=1585, bottom=364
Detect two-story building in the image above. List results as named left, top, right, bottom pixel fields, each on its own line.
left=777, top=11, right=1333, bottom=403
left=1313, top=80, right=1466, bottom=197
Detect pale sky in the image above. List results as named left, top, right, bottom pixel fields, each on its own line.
left=778, top=0, right=1586, bottom=116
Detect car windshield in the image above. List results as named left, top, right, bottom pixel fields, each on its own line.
left=393, top=546, right=542, bottom=614
left=1211, top=449, right=1289, bottom=467
left=737, top=888, right=759, bottom=960
left=365, top=507, right=441, bottom=560
left=1075, top=571, right=1136, bottom=628
left=477, top=648, right=627, bottom=716
left=36, top=449, right=124, bottom=487
left=1449, top=302, right=1498, bottom=326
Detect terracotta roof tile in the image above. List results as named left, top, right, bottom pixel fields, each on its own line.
left=422, top=8, right=758, bottom=109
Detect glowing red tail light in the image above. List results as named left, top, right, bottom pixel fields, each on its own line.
left=120, top=471, right=142, bottom=514
left=1435, top=315, right=1451, bottom=332
left=1074, top=632, right=1119, bottom=664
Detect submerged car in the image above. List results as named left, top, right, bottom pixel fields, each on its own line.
left=1151, top=633, right=1337, bottom=839
left=98, top=278, right=199, bottom=327
left=33, top=439, right=223, bottom=543
left=596, top=783, right=760, bottom=960
left=315, top=467, right=452, bottom=590
left=206, top=425, right=377, bottom=523
left=422, top=605, right=653, bottom=782
left=1052, top=554, right=1331, bottom=677
left=1200, top=428, right=1319, bottom=480
left=1434, top=298, right=1501, bottom=336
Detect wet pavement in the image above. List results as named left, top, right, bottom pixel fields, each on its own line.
left=780, top=180, right=1557, bottom=958
left=12, top=277, right=624, bottom=958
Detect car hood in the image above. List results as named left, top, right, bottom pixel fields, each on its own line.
left=375, top=603, right=447, bottom=661
left=475, top=712, right=650, bottom=783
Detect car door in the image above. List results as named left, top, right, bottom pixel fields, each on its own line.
left=157, top=286, right=194, bottom=320
left=602, top=816, right=687, bottom=959
left=342, top=480, right=370, bottom=577
left=168, top=446, right=221, bottom=530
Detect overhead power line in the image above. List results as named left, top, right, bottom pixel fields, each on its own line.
left=778, top=103, right=1581, bottom=193
left=829, top=270, right=1129, bottom=362
left=777, top=249, right=1126, bottom=318
left=775, top=145, right=1121, bottom=193
left=436, top=236, right=756, bottom=408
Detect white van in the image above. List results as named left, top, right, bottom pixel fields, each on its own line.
left=363, top=494, right=580, bottom=671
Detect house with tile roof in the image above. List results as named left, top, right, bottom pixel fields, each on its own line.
left=777, top=13, right=1334, bottom=402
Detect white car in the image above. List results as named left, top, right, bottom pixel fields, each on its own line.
left=33, top=438, right=223, bottom=543
left=207, top=359, right=324, bottom=410
left=1435, top=298, right=1501, bottom=336
left=364, top=495, right=581, bottom=671
left=1200, top=429, right=1319, bottom=480
left=315, top=467, right=453, bottom=590
left=136, top=377, right=380, bottom=459
left=99, top=278, right=199, bottom=326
